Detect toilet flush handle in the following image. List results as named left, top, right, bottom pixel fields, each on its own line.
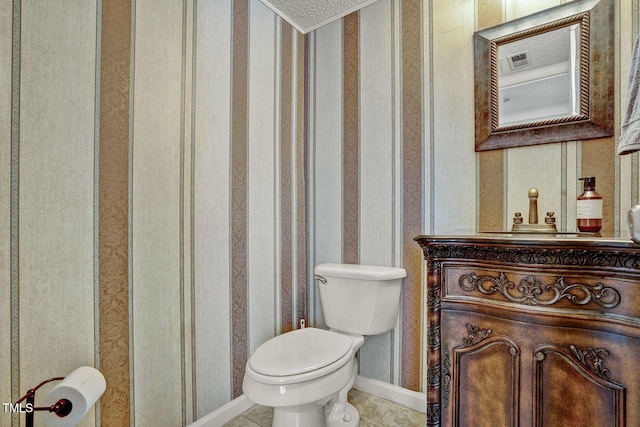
left=314, top=274, right=327, bottom=284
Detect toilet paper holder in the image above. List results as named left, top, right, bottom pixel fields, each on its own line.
left=15, top=376, right=69, bottom=427
left=14, top=366, right=105, bottom=427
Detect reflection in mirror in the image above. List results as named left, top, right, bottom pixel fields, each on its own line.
left=498, top=24, right=582, bottom=127
left=490, top=12, right=590, bottom=132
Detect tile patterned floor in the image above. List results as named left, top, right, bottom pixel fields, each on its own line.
left=223, top=388, right=426, bottom=427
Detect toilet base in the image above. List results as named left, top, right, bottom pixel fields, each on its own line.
left=273, top=405, right=325, bottom=427
left=271, top=402, right=360, bottom=427
left=327, top=402, right=360, bottom=427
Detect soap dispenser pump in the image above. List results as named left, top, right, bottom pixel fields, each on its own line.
left=577, top=177, right=602, bottom=232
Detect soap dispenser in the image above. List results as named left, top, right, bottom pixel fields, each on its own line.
left=577, top=177, right=602, bottom=232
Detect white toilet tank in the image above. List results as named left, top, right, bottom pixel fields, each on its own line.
left=314, top=263, right=406, bottom=335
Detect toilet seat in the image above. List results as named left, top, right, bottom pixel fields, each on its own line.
left=249, top=328, right=353, bottom=377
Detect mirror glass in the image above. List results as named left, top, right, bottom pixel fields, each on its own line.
left=498, top=24, right=581, bottom=127
left=474, top=0, right=614, bottom=151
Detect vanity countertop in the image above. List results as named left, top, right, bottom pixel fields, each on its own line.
left=414, top=232, right=640, bottom=249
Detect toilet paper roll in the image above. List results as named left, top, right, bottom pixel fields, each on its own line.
left=39, top=366, right=106, bottom=427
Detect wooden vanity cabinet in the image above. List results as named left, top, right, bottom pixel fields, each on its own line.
left=415, top=235, right=640, bottom=427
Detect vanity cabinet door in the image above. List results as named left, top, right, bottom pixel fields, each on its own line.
left=441, top=312, right=520, bottom=427
left=441, top=311, right=522, bottom=427
left=441, top=309, right=637, bottom=427
left=533, top=342, right=627, bottom=427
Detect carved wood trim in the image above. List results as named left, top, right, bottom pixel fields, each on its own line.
left=533, top=344, right=626, bottom=427
left=426, top=403, right=441, bottom=426
left=568, top=345, right=613, bottom=379
left=459, top=323, right=493, bottom=347
left=419, top=242, right=640, bottom=271
left=426, top=259, right=442, bottom=426
left=459, top=272, right=621, bottom=308
left=441, top=344, right=451, bottom=410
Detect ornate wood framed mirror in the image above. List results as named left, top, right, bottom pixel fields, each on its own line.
left=474, top=0, right=613, bottom=151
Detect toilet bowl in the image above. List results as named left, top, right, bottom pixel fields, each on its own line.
left=242, top=263, right=406, bottom=427
left=243, top=327, right=364, bottom=427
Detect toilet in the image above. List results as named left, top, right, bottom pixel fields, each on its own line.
left=242, top=263, right=406, bottom=427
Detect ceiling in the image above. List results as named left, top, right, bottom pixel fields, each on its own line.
left=498, top=25, right=573, bottom=80
left=259, top=0, right=381, bottom=34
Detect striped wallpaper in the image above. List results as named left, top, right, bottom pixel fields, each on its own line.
left=99, top=0, right=131, bottom=425
left=2, top=0, right=307, bottom=425
left=308, top=0, right=427, bottom=391
left=1, top=0, right=637, bottom=426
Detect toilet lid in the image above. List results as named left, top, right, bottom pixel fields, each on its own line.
left=248, top=328, right=353, bottom=377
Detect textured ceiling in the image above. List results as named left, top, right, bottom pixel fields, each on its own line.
left=259, top=0, right=381, bottom=33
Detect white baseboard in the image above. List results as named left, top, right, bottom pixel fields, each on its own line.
left=188, top=375, right=426, bottom=426
left=187, top=394, right=254, bottom=427
left=353, top=376, right=426, bottom=413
